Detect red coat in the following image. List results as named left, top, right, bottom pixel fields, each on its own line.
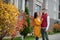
left=41, top=13, right=48, bottom=27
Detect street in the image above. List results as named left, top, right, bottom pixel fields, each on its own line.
left=39, top=33, right=60, bottom=40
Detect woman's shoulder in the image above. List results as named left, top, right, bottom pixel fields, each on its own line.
left=34, top=18, right=36, bottom=19
left=34, top=18, right=37, bottom=21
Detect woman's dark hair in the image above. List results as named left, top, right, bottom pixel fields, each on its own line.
left=34, top=12, right=37, bottom=18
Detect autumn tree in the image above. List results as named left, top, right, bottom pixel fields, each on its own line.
left=0, top=0, right=19, bottom=40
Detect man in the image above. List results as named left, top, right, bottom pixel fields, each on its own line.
left=41, top=8, right=50, bottom=40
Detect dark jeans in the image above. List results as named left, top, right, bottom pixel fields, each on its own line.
left=36, top=37, right=39, bottom=40
left=41, top=28, right=49, bottom=40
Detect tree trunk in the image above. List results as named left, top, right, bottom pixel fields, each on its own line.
left=24, top=34, right=27, bottom=39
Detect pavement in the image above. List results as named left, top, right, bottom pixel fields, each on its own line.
left=39, top=33, right=60, bottom=40
left=3, top=33, right=60, bottom=40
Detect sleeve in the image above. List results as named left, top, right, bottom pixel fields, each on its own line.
left=34, top=18, right=42, bottom=26
left=46, top=16, right=50, bottom=31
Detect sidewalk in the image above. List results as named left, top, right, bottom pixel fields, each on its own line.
left=39, top=33, right=60, bottom=40
left=3, top=33, right=60, bottom=40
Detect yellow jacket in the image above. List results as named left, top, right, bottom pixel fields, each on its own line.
left=33, top=17, right=42, bottom=38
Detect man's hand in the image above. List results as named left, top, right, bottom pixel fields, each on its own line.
left=46, top=29, right=50, bottom=32
left=46, top=30, right=48, bottom=32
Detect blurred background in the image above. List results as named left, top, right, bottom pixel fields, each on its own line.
left=0, top=0, right=60, bottom=40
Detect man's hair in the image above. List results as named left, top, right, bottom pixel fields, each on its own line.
left=42, top=8, right=46, bottom=10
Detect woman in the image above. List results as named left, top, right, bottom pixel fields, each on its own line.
left=33, top=12, right=42, bottom=40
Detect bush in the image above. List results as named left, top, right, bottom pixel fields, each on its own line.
left=20, top=6, right=32, bottom=38
left=53, top=24, right=60, bottom=33
left=48, top=31, right=54, bottom=35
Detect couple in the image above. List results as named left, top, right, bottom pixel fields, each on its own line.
left=33, top=8, right=50, bottom=40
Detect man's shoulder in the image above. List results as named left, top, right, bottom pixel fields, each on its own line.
left=45, top=12, right=49, bottom=16
left=44, top=13, right=48, bottom=16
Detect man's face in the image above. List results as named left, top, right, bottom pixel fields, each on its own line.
left=42, top=10, right=45, bottom=13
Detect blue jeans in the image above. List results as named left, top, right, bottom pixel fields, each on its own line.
left=36, top=37, right=39, bottom=40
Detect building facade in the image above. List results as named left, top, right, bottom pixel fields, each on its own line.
left=23, top=0, right=43, bottom=16
left=3, top=0, right=43, bottom=16
left=10, top=0, right=25, bottom=11
left=9, top=0, right=43, bottom=16
left=42, top=0, right=59, bottom=19
left=3, top=0, right=25, bottom=11
left=3, top=0, right=59, bottom=19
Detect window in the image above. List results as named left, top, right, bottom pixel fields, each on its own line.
left=58, top=13, right=60, bottom=19
left=37, top=0, right=40, bottom=2
left=35, top=5, right=41, bottom=12
left=59, top=5, right=60, bottom=11
left=3, top=0, right=10, bottom=3
left=36, top=0, right=43, bottom=3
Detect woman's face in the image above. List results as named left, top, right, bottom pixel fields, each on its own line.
left=37, top=12, right=41, bottom=17
left=37, top=12, right=39, bottom=16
